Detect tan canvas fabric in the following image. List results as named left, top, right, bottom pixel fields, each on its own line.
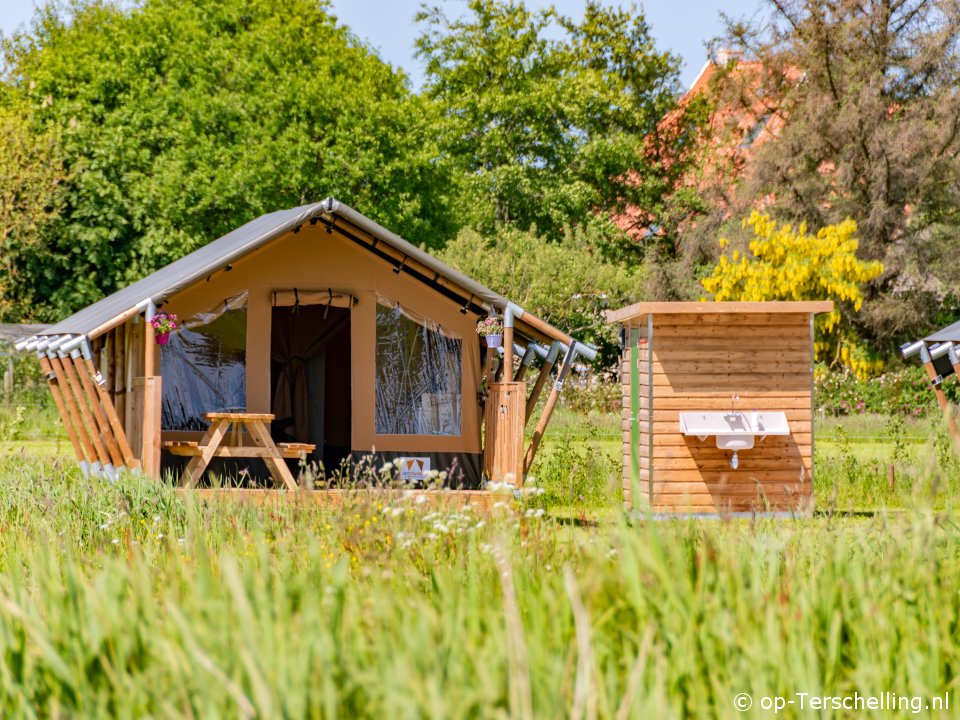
left=164, top=225, right=483, bottom=454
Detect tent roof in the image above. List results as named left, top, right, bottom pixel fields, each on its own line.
left=925, top=319, right=960, bottom=343
left=38, top=199, right=512, bottom=340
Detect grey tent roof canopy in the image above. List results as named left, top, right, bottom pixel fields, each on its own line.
left=20, top=198, right=595, bottom=361
left=924, top=320, right=960, bottom=344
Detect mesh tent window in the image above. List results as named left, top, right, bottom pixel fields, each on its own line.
left=375, top=298, right=462, bottom=436
left=160, top=292, right=248, bottom=431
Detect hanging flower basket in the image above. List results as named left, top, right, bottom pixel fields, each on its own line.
left=477, top=317, right=504, bottom=348
left=151, top=311, right=178, bottom=344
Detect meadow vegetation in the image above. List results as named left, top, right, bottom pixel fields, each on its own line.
left=1, top=378, right=960, bottom=715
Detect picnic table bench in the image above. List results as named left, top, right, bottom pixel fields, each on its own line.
left=162, top=412, right=314, bottom=490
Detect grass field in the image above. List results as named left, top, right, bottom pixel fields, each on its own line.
left=0, top=403, right=959, bottom=716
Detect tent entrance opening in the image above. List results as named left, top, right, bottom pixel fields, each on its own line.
left=270, top=304, right=351, bottom=470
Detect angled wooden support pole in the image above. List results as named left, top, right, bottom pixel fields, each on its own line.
left=66, top=352, right=124, bottom=470
left=922, top=343, right=960, bottom=453
left=524, top=343, right=578, bottom=474
left=525, top=342, right=561, bottom=424
left=513, top=344, right=536, bottom=382
left=37, top=350, right=86, bottom=469
left=49, top=350, right=103, bottom=473
left=58, top=350, right=113, bottom=471
left=77, top=340, right=139, bottom=470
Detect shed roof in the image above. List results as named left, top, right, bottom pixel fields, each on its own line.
left=37, top=199, right=515, bottom=340
left=606, top=300, right=835, bottom=324
left=924, top=319, right=960, bottom=343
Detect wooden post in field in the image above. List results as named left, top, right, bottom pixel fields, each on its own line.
left=3, top=355, right=12, bottom=404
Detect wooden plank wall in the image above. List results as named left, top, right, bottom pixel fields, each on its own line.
left=646, top=312, right=814, bottom=513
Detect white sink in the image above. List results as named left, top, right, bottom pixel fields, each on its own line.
left=678, top=411, right=791, bottom=450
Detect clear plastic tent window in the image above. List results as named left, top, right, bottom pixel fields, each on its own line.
left=161, top=292, right=248, bottom=431
left=375, top=298, right=462, bottom=436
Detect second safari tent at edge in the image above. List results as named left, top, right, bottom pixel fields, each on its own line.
left=607, top=301, right=833, bottom=515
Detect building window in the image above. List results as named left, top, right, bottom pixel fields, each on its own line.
left=375, top=299, right=462, bottom=436
left=741, top=114, right=771, bottom=147
left=161, top=292, right=247, bottom=431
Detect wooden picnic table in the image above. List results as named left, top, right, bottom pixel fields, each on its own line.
left=163, top=412, right=314, bottom=490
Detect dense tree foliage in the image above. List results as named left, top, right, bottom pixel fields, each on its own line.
left=0, top=101, right=64, bottom=320
left=716, top=0, right=960, bottom=345
left=439, top=225, right=644, bottom=368
left=2, top=0, right=958, bottom=369
left=416, top=0, right=700, bottom=247
left=1, top=0, right=454, bottom=319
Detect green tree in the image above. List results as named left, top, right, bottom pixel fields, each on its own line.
left=1, top=0, right=454, bottom=319
left=439, top=225, right=645, bottom=368
left=716, top=0, right=960, bottom=345
left=0, top=102, right=64, bottom=320
left=416, top=0, right=700, bottom=245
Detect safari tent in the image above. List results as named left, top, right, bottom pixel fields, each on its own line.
left=16, top=199, right=595, bottom=490
left=901, top=321, right=960, bottom=445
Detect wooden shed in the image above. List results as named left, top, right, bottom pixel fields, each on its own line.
left=16, top=199, right=594, bottom=491
left=607, top=301, right=833, bottom=514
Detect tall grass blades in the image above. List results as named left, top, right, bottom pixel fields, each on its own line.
left=0, top=458, right=957, bottom=717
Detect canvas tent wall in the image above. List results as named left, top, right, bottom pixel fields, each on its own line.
left=17, top=199, right=595, bottom=487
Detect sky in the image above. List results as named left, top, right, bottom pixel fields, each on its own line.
left=0, top=0, right=763, bottom=89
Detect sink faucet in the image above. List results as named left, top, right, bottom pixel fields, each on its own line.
left=731, top=393, right=740, bottom=413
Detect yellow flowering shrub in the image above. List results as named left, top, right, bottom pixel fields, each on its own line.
left=702, top=212, right=884, bottom=379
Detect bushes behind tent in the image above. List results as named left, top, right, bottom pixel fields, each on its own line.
left=438, top=224, right=645, bottom=371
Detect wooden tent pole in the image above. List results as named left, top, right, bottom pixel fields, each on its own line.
left=923, top=356, right=960, bottom=448
left=37, top=354, right=85, bottom=464
left=503, top=324, right=515, bottom=382
left=141, top=314, right=162, bottom=477
left=58, top=353, right=112, bottom=469
left=523, top=345, right=576, bottom=473
left=79, top=355, right=139, bottom=469
left=932, top=347, right=960, bottom=454
left=525, top=345, right=559, bottom=424
left=48, top=354, right=101, bottom=469
left=483, top=351, right=498, bottom=388
left=67, top=353, right=124, bottom=469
